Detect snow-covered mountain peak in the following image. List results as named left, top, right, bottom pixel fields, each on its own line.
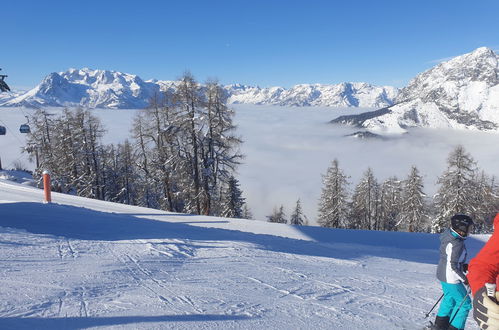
left=398, top=47, right=499, bottom=103
left=60, top=68, right=146, bottom=88
left=337, top=47, right=499, bottom=132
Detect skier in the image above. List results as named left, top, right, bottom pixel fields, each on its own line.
left=467, top=213, right=499, bottom=330
left=432, top=214, right=474, bottom=330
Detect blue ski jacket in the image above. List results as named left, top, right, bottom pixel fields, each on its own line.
left=436, top=229, right=468, bottom=284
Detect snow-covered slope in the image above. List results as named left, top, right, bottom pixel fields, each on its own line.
left=334, top=47, right=499, bottom=132
left=0, top=68, right=397, bottom=109
left=0, top=177, right=487, bottom=329
left=0, top=90, right=22, bottom=104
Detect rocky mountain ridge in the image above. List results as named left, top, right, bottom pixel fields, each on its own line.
left=0, top=68, right=397, bottom=109
left=335, top=47, right=499, bottom=132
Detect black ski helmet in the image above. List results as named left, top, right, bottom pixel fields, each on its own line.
left=450, top=214, right=474, bottom=238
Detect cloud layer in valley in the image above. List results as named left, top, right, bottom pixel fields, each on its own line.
left=2, top=105, right=499, bottom=223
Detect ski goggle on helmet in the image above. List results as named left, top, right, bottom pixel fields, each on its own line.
left=450, top=214, right=474, bottom=238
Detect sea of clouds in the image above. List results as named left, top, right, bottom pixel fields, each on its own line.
left=2, top=105, right=499, bottom=223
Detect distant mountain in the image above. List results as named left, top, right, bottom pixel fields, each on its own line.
left=0, top=68, right=398, bottom=109
left=225, top=82, right=398, bottom=108
left=2, top=68, right=160, bottom=108
left=332, top=47, right=499, bottom=132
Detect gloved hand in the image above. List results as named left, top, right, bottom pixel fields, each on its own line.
left=473, top=286, right=499, bottom=330
left=462, top=263, right=469, bottom=273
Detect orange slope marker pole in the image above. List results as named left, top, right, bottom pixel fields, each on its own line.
left=43, top=170, right=51, bottom=203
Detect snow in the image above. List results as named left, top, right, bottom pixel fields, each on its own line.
left=0, top=177, right=487, bottom=329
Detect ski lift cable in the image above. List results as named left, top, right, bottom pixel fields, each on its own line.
left=19, top=107, right=32, bottom=131
left=4, top=151, right=31, bottom=171
left=0, top=70, right=33, bottom=169
left=0, top=117, right=27, bottom=145
left=19, top=106, right=31, bottom=122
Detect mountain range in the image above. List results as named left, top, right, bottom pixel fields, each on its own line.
left=332, top=47, right=499, bottom=132
left=0, top=69, right=397, bottom=109
left=1, top=47, right=498, bottom=132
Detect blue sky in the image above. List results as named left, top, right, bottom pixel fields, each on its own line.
left=3, top=0, right=499, bottom=90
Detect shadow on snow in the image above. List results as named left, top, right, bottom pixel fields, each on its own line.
left=0, top=202, right=485, bottom=264
left=0, top=314, right=252, bottom=330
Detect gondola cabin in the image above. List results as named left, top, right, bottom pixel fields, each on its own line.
left=0, top=126, right=6, bottom=135
left=19, top=124, right=30, bottom=134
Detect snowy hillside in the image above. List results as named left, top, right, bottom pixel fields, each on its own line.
left=333, top=47, right=499, bottom=133
left=0, top=177, right=487, bottom=329
left=0, top=68, right=397, bottom=109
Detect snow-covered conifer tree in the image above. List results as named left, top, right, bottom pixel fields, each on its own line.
left=378, top=176, right=403, bottom=231
left=221, top=176, right=245, bottom=218
left=399, top=166, right=427, bottom=232
left=432, top=145, right=477, bottom=233
left=290, top=199, right=306, bottom=225
left=470, top=172, right=499, bottom=233
left=242, top=204, right=253, bottom=220
left=349, top=168, right=380, bottom=230
left=317, top=159, right=349, bottom=228
left=267, top=205, right=287, bottom=224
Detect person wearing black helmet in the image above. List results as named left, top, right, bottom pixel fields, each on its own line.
left=432, top=214, right=474, bottom=330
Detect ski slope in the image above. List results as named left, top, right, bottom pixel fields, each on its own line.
left=0, top=177, right=487, bottom=329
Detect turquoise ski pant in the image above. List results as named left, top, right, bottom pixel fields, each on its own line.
left=437, top=281, right=471, bottom=329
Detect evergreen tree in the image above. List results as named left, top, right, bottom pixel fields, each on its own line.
left=267, top=205, right=287, bottom=224
left=317, top=159, right=349, bottom=228
left=432, top=145, right=477, bottom=233
left=470, top=172, right=499, bottom=233
left=349, top=168, right=380, bottom=230
left=221, top=176, right=245, bottom=218
left=378, top=176, right=403, bottom=231
left=290, top=199, right=306, bottom=225
left=242, top=204, right=253, bottom=220
left=399, top=166, right=427, bottom=232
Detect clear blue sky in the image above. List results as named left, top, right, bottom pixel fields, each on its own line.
left=3, top=0, right=499, bottom=90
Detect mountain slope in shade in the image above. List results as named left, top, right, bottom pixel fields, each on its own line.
left=1, top=68, right=397, bottom=109
left=335, top=47, right=499, bottom=133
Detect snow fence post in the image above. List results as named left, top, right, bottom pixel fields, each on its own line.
left=43, top=170, right=51, bottom=203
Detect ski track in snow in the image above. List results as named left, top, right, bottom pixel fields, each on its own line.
left=0, top=179, right=483, bottom=329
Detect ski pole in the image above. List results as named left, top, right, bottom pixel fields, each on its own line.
left=425, top=293, right=444, bottom=318
left=448, top=287, right=471, bottom=325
